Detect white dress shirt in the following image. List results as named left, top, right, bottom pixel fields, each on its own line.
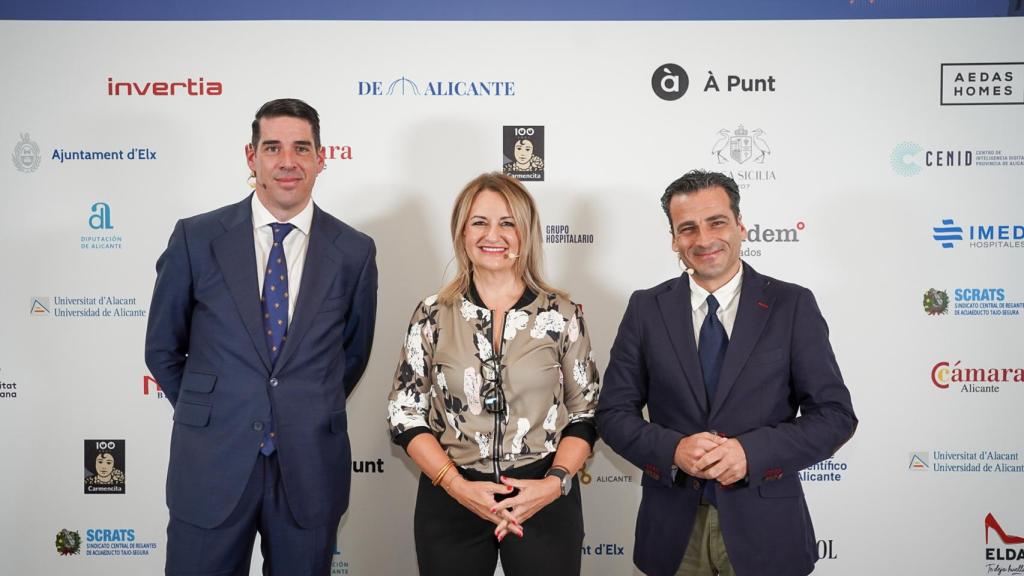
left=252, top=195, right=313, bottom=325
left=689, top=264, right=743, bottom=345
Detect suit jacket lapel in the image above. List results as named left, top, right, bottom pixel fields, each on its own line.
left=656, top=274, right=708, bottom=414
left=710, top=262, right=774, bottom=420
left=211, top=196, right=273, bottom=373
left=273, top=205, right=339, bottom=374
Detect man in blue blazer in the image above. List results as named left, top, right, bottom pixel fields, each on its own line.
left=597, top=170, right=856, bottom=576
left=145, top=99, right=377, bottom=576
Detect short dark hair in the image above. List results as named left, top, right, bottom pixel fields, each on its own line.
left=250, top=98, right=321, bottom=151
left=660, top=169, right=741, bottom=229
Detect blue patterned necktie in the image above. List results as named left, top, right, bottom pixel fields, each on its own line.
left=698, top=294, right=728, bottom=505
left=260, top=222, right=294, bottom=456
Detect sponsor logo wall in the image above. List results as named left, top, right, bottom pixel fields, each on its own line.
left=0, top=15, right=1020, bottom=576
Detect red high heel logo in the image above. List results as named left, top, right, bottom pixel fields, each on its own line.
left=985, top=513, right=1024, bottom=545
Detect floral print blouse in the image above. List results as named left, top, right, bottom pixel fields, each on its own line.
left=387, top=287, right=601, bottom=473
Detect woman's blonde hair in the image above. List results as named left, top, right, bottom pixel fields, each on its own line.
left=438, top=172, right=565, bottom=305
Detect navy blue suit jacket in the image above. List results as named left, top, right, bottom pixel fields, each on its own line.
left=145, top=195, right=377, bottom=529
left=596, top=263, right=856, bottom=576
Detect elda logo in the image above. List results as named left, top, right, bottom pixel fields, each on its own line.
left=652, top=64, right=688, bottom=101
left=985, top=513, right=1024, bottom=562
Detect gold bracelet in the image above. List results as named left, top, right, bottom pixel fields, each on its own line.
left=440, top=468, right=460, bottom=490
left=435, top=464, right=455, bottom=488
left=432, top=460, right=455, bottom=486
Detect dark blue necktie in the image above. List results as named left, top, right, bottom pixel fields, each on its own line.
left=698, top=294, right=728, bottom=505
left=260, top=223, right=294, bottom=456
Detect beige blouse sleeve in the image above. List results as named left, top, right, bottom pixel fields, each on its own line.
left=386, top=296, right=437, bottom=439
left=559, top=302, right=601, bottom=425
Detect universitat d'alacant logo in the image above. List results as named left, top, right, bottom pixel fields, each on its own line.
left=11, top=133, right=41, bottom=173
left=923, top=288, right=950, bottom=316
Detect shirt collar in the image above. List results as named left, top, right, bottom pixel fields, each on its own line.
left=689, top=263, right=743, bottom=313
left=251, top=194, right=313, bottom=236
left=467, top=274, right=538, bottom=310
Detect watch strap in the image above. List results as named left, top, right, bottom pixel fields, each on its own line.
left=545, top=466, right=572, bottom=496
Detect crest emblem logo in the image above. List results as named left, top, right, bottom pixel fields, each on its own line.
left=923, top=289, right=950, bottom=315
left=11, top=133, right=41, bottom=173
left=55, top=529, right=81, bottom=556
left=713, top=125, right=770, bottom=164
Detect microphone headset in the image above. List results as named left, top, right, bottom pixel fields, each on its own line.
left=677, top=253, right=695, bottom=276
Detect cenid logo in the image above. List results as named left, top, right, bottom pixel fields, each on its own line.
left=891, top=142, right=923, bottom=176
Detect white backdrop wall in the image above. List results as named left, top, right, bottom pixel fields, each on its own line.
left=1, top=17, right=1023, bottom=576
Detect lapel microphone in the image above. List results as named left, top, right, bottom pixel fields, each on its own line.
left=679, top=256, right=695, bottom=276
left=506, top=252, right=519, bottom=260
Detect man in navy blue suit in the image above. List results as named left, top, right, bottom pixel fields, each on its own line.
left=145, top=98, right=377, bottom=575
left=597, top=170, right=856, bottom=576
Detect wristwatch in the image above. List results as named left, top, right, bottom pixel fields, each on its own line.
left=545, top=466, right=573, bottom=496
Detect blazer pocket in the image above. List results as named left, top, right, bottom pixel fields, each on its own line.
left=181, top=371, right=217, bottom=394
left=173, top=401, right=211, bottom=428
left=329, top=410, right=347, bottom=434
left=758, top=474, right=802, bottom=498
left=319, top=296, right=346, bottom=313
left=749, top=348, right=785, bottom=366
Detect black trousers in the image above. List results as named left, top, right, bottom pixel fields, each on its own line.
left=414, top=456, right=584, bottom=576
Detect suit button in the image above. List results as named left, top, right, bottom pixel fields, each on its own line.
left=269, top=378, right=279, bottom=387
left=692, top=479, right=701, bottom=491
left=253, top=421, right=264, bottom=431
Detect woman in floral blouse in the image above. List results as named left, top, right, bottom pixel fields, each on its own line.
left=386, top=172, right=601, bottom=575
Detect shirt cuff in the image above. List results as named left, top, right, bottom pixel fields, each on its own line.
left=393, top=426, right=432, bottom=450
left=561, top=421, right=598, bottom=448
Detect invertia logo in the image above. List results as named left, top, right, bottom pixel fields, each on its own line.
left=107, top=77, right=222, bottom=96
